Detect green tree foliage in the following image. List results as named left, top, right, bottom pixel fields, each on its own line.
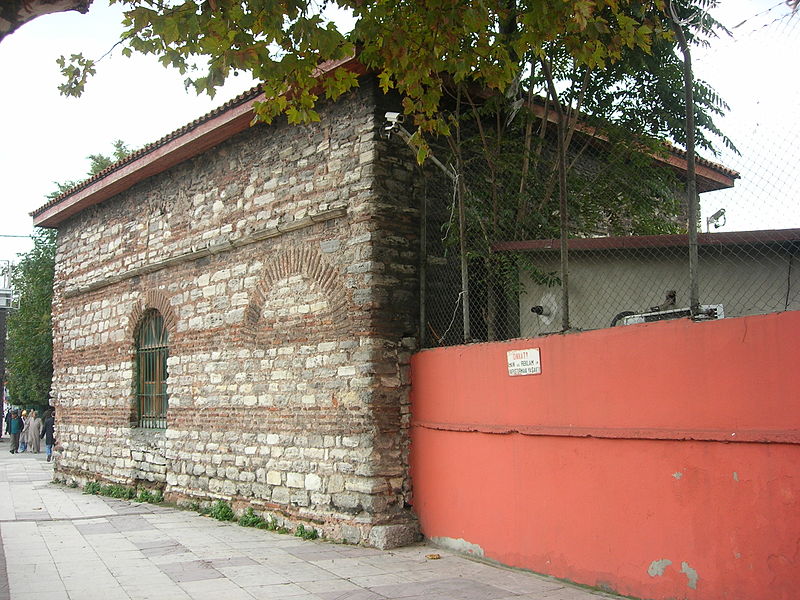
left=6, top=228, right=56, bottom=409
left=435, top=5, right=728, bottom=247
left=87, top=139, right=133, bottom=174
left=50, top=1, right=730, bottom=146
left=6, top=141, right=132, bottom=407
left=48, top=139, right=133, bottom=198
left=407, top=1, right=732, bottom=340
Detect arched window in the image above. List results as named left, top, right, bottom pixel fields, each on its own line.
left=136, top=309, right=168, bottom=429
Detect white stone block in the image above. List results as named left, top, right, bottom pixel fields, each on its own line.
left=286, top=472, right=304, bottom=488
left=305, top=473, right=322, bottom=491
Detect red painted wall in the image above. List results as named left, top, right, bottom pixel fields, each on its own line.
left=410, top=312, right=800, bottom=600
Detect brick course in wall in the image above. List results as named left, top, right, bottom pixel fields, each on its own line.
left=48, top=81, right=421, bottom=547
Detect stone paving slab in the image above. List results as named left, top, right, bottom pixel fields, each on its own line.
left=0, top=437, right=622, bottom=600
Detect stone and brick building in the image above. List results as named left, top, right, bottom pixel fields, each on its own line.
left=31, top=56, right=737, bottom=548
left=32, top=59, right=422, bottom=547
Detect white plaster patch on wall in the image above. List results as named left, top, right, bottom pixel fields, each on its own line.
left=430, top=536, right=485, bottom=558
left=648, top=558, right=699, bottom=590
left=647, top=558, right=672, bottom=577
left=681, top=561, right=699, bottom=590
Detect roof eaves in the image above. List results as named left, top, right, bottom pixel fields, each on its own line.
left=525, top=100, right=739, bottom=192
left=31, top=55, right=365, bottom=228
left=493, top=228, right=800, bottom=253
left=31, top=83, right=264, bottom=226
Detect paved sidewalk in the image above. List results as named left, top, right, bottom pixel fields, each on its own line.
left=0, top=440, right=616, bottom=600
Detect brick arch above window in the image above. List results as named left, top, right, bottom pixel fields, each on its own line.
left=127, top=289, right=178, bottom=344
left=243, top=247, right=350, bottom=338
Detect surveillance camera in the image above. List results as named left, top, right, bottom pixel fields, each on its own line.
left=706, top=207, right=726, bottom=232
left=385, top=111, right=403, bottom=125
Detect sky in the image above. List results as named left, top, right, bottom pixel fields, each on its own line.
left=692, top=2, right=800, bottom=232
left=0, top=1, right=797, bottom=267
left=0, top=1, right=258, bottom=264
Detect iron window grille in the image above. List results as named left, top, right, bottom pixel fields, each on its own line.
left=136, top=309, right=168, bottom=429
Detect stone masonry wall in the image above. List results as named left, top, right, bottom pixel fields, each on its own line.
left=49, top=81, right=420, bottom=547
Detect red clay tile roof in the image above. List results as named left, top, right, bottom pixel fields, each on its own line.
left=31, top=59, right=738, bottom=226
left=666, top=143, right=739, bottom=181
left=31, top=83, right=264, bottom=222
left=31, top=55, right=367, bottom=227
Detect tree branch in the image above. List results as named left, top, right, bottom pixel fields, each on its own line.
left=0, top=0, right=92, bottom=43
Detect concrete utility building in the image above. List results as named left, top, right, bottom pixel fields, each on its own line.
left=498, top=229, right=800, bottom=337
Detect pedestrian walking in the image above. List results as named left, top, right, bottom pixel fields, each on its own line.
left=28, top=410, right=42, bottom=453
left=41, top=410, right=55, bottom=462
left=19, top=410, right=29, bottom=453
left=9, top=410, right=22, bottom=454
left=3, top=409, right=11, bottom=438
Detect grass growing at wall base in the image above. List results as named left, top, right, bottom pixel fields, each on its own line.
left=83, top=481, right=164, bottom=504
left=209, top=503, right=318, bottom=538
left=294, top=523, right=319, bottom=540
left=78, top=486, right=320, bottom=541
left=209, top=499, right=235, bottom=521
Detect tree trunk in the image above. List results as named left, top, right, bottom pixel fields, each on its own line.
left=670, top=6, right=700, bottom=313
left=485, top=257, right=497, bottom=342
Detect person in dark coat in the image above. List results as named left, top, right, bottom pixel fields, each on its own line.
left=41, top=410, right=56, bottom=462
left=9, top=410, right=22, bottom=454
left=4, top=409, right=11, bottom=438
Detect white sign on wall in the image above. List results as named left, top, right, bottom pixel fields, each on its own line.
left=506, top=348, right=541, bottom=376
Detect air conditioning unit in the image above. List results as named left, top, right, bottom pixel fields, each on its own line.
left=621, top=304, right=724, bottom=326
left=0, top=289, right=13, bottom=309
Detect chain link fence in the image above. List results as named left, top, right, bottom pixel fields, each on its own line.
left=400, top=5, right=799, bottom=349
